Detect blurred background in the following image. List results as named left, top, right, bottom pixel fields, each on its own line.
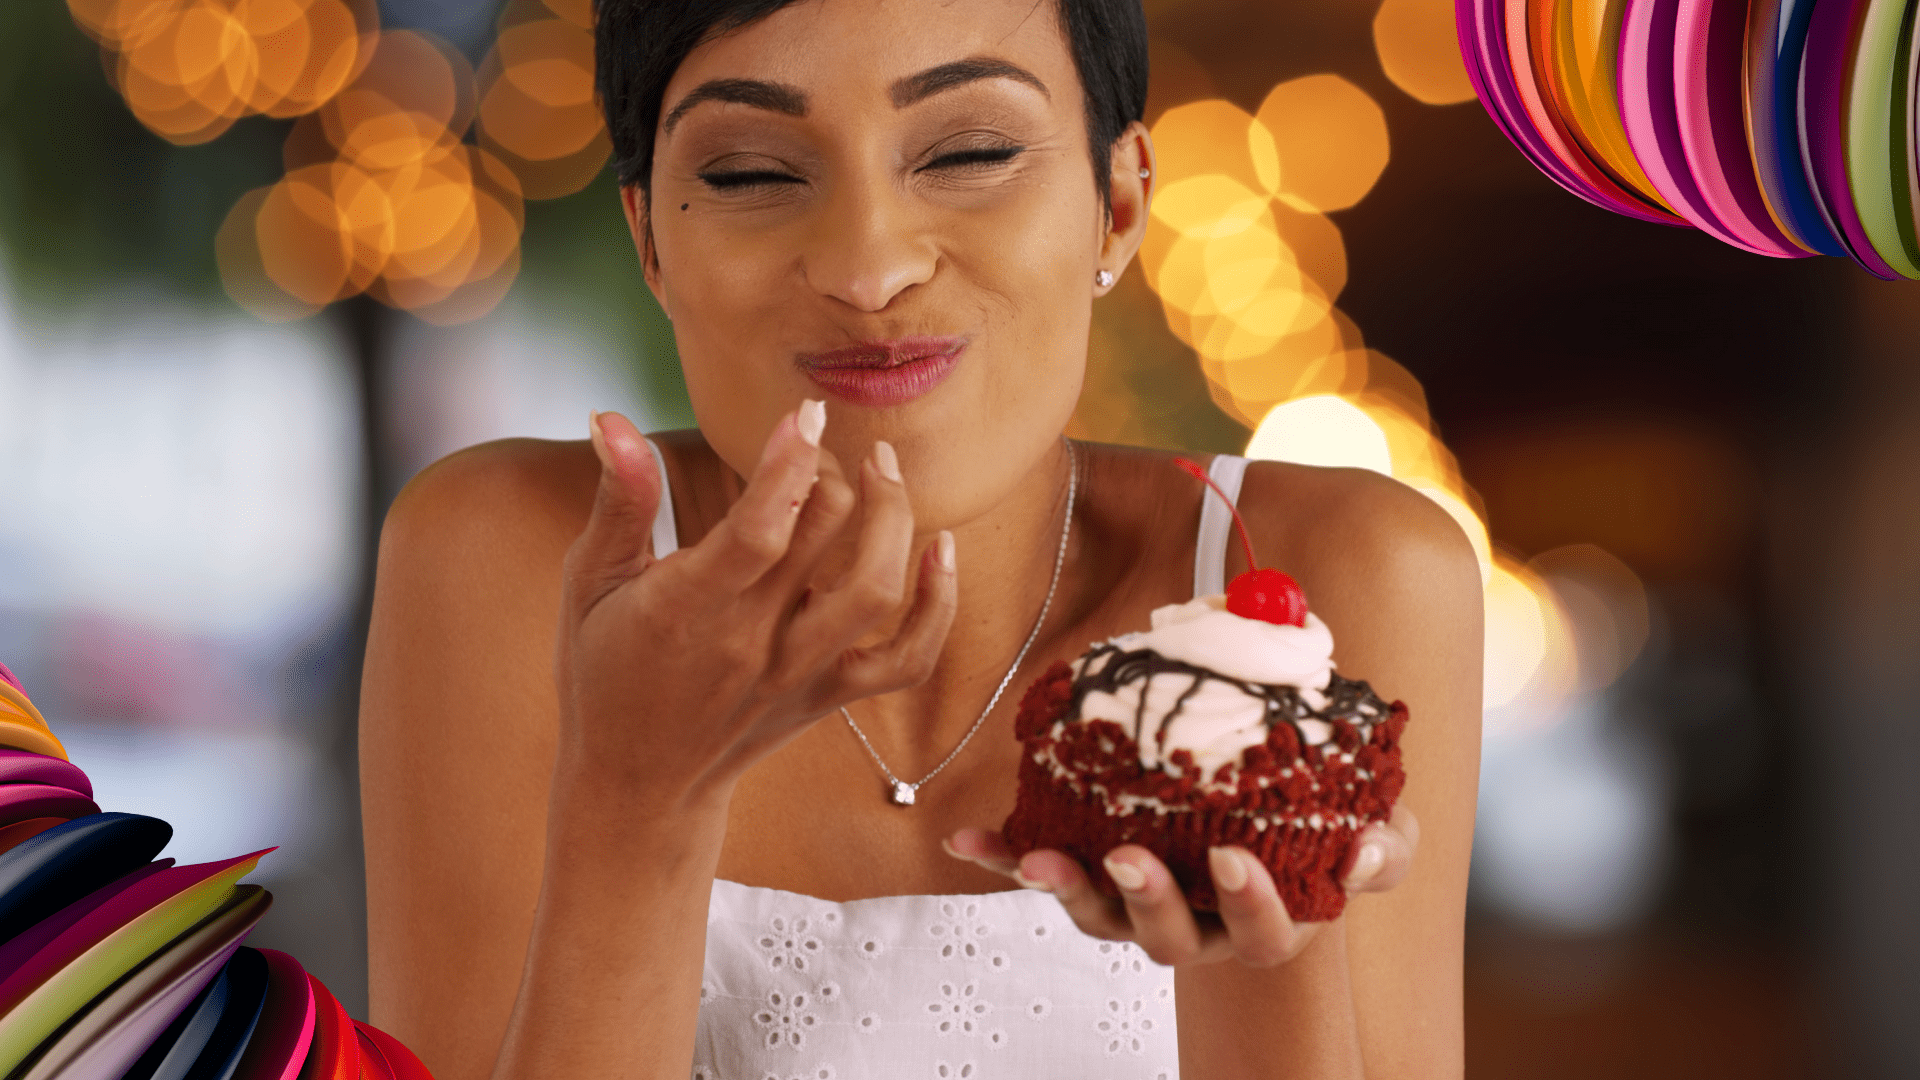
left=0, top=0, right=1914, bottom=1075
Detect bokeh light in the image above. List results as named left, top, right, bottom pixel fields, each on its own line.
left=71, top=0, right=377, bottom=145
left=1245, top=394, right=1393, bottom=473
left=1372, top=0, right=1479, bottom=105
left=476, top=1, right=611, bottom=199
left=1140, top=69, right=1632, bottom=731
left=1256, top=75, right=1391, bottom=214
left=71, top=0, right=607, bottom=325
left=211, top=28, right=527, bottom=323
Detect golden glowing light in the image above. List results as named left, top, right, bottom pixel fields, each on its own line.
left=213, top=28, right=526, bottom=323
left=476, top=8, right=610, bottom=199
left=1245, top=395, right=1394, bottom=474
left=74, top=0, right=375, bottom=144
left=1484, top=557, right=1565, bottom=712
left=1257, top=75, right=1391, bottom=213
left=1116, top=53, right=1635, bottom=734
left=1149, top=99, right=1280, bottom=196
left=71, top=0, right=605, bottom=324
left=1373, top=0, right=1479, bottom=105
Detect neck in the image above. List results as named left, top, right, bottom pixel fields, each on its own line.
left=849, top=436, right=1079, bottom=767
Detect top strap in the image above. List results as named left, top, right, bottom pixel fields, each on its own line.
left=646, top=437, right=679, bottom=558
left=1193, top=453, right=1250, bottom=599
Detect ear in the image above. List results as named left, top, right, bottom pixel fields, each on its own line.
left=620, top=184, right=672, bottom=319
left=1096, top=121, right=1155, bottom=294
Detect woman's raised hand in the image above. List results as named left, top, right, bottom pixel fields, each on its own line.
left=554, top=403, right=959, bottom=809
left=944, top=804, right=1418, bottom=969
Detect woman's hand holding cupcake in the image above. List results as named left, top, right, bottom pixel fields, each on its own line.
left=556, top=402, right=959, bottom=812
left=946, top=808, right=1417, bottom=970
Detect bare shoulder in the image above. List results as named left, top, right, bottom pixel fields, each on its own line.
left=1239, top=460, right=1479, bottom=595
left=1236, top=461, right=1482, bottom=683
left=381, top=437, right=599, bottom=571
left=358, top=435, right=621, bottom=1074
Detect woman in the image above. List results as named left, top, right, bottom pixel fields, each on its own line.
left=358, top=1, right=1483, bottom=1077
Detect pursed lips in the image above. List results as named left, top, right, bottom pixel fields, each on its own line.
left=795, top=336, right=967, bottom=407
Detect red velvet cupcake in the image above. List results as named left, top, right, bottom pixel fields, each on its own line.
left=1001, top=462, right=1408, bottom=922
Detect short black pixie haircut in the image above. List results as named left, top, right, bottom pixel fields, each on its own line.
left=593, top=0, right=1149, bottom=212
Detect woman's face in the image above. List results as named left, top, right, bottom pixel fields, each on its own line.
left=628, top=0, right=1147, bottom=531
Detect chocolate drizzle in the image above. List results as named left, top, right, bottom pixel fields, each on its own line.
left=1068, top=643, right=1389, bottom=770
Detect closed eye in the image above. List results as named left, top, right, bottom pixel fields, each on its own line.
left=697, top=169, right=803, bottom=190
left=922, top=145, right=1025, bottom=171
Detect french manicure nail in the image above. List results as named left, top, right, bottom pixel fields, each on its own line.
left=1209, top=847, right=1250, bottom=893
left=1012, top=870, right=1053, bottom=893
left=1347, top=843, right=1385, bottom=889
left=1104, top=857, right=1147, bottom=892
left=797, top=399, right=826, bottom=447
left=938, top=531, right=956, bottom=573
left=874, top=440, right=901, bottom=482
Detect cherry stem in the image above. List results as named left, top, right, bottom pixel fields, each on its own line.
left=1173, top=457, right=1259, bottom=576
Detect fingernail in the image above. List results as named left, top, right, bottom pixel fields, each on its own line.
left=1346, top=843, right=1385, bottom=889
left=940, top=838, right=962, bottom=860
left=587, top=410, right=608, bottom=462
left=873, top=440, right=901, bottom=482
left=1012, top=870, right=1053, bottom=893
left=1103, top=856, right=1147, bottom=892
left=797, top=399, right=826, bottom=447
left=1209, top=847, right=1250, bottom=894
left=937, top=530, right=955, bottom=573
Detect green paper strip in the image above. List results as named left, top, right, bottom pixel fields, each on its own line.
left=0, top=852, right=265, bottom=1075
left=1848, top=0, right=1920, bottom=277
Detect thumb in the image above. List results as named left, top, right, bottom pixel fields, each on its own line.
left=565, top=410, right=664, bottom=614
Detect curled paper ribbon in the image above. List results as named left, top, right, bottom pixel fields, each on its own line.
left=0, top=667, right=439, bottom=1078
left=1459, top=0, right=1920, bottom=278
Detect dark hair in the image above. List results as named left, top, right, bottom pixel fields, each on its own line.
left=593, top=0, right=1148, bottom=211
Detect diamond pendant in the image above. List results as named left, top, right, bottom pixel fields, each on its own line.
left=890, top=780, right=917, bottom=806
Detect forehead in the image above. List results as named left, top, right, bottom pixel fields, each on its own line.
left=662, top=0, right=1079, bottom=116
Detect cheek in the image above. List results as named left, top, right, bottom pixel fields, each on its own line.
left=651, top=220, right=800, bottom=470
left=956, top=180, right=1102, bottom=395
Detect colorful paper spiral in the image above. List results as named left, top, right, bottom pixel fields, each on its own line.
left=1456, top=0, right=1920, bottom=278
left=0, top=659, right=433, bottom=1080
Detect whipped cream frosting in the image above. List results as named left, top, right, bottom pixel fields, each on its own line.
left=1072, top=595, right=1337, bottom=779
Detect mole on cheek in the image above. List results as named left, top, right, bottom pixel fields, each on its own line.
left=681, top=203, right=689, bottom=210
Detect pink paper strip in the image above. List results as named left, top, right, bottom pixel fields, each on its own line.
left=1672, top=0, right=1815, bottom=254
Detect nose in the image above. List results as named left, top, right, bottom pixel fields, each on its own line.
left=802, top=177, right=936, bottom=313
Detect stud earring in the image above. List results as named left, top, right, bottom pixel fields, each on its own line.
left=1139, top=167, right=1151, bottom=178
left=1095, top=269, right=1114, bottom=288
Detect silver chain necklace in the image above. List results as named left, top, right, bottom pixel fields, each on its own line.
left=841, top=438, right=1077, bottom=806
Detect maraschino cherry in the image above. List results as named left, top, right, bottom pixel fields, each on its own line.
left=1174, top=458, right=1308, bottom=627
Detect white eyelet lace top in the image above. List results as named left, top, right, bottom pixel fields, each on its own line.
left=646, top=443, right=1251, bottom=1080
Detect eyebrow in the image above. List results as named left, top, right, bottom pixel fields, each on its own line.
left=660, top=56, right=1049, bottom=135
left=662, top=78, right=807, bottom=135
left=889, top=57, right=1050, bottom=108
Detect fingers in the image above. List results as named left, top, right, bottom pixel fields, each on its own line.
left=1015, top=849, right=1134, bottom=941
left=678, top=400, right=826, bottom=591
left=761, top=448, right=856, bottom=597
left=942, top=827, right=1020, bottom=876
left=832, top=528, right=957, bottom=696
left=1208, top=846, right=1314, bottom=967
left=781, top=441, right=924, bottom=676
left=1342, top=803, right=1419, bottom=895
left=563, top=410, right=665, bottom=613
left=1101, top=846, right=1230, bottom=966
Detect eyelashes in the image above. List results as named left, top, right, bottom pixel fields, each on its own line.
left=922, top=145, right=1025, bottom=170
left=697, top=169, right=801, bottom=190
left=696, top=145, right=1027, bottom=192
